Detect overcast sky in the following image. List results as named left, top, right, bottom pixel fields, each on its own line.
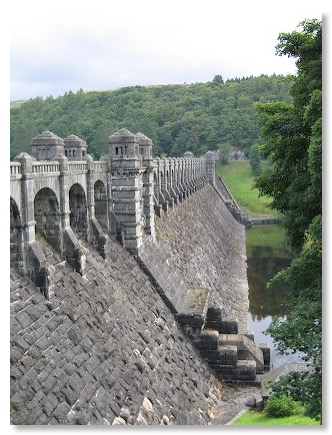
left=9, top=0, right=322, bottom=101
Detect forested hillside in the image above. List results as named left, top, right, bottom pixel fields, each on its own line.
left=10, top=74, right=292, bottom=160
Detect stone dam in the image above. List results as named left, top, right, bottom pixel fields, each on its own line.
left=10, top=128, right=269, bottom=425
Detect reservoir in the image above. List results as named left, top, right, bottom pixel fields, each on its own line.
left=246, top=225, right=305, bottom=369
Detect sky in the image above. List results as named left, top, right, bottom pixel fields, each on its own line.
left=9, top=0, right=323, bottom=101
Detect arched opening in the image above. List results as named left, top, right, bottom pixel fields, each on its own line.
left=34, top=188, right=61, bottom=252
left=10, top=197, right=24, bottom=271
left=94, top=180, right=108, bottom=231
left=69, top=183, right=88, bottom=240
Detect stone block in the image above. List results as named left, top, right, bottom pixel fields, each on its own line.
left=205, top=317, right=239, bottom=333
left=258, top=342, right=271, bottom=364
left=212, top=365, right=238, bottom=380
left=237, top=349, right=250, bottom=360
left=11, top=391, right=28, bottom=411
left=214, top=345, right=238, bottom=365
left=61, top=386, right=79, bottom=406
left=12, top=335, right=30, bottom=353
left=193, top=330, right=219, bottom=350
left=236, top=360, right=257, bottom=380
left=40, top=374, right=58, bottom=395
left=52, top=402, right=71, bottom=423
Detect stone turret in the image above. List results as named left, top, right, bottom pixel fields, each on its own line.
left=108, top=129, right=145, bottom=255
left=136, top=132, right=153, bottom=161
left=63, top=134, right=88, bottom=160
left=30, top=131, right=64, bottom=161
left=136, top=132, right=156, bottom=239
left=183, top=151, right=194, bottom=159
left=108, top=128, right=142, bottom=169
left=205, top=151, right=216, bottom=186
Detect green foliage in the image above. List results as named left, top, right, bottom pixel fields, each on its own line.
left=248, top=143, right=262, bottom=176
left=266, top=369, right=322, bottom=422
left=10, top=75, right=293, bottom=160
left=217, top=143, right=232, bottom=164
left=266, top=216, right=322, bottom=421
left=265, top=395, right=303, bottom=418
left=212, top=74, right=224, bottom=85
left=254, top=19, right=322, bottom=420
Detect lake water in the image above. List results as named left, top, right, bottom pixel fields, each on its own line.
left=246, top=225, right=305, bottom=370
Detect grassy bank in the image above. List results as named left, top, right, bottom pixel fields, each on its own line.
left=231, top=408, right=320, bottom=426
left=215, top=161, right=279, bottom=217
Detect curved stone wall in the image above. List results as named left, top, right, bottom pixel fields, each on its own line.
left=154, top=184, right=250, bottom=333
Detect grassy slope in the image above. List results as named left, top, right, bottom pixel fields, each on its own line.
left=232, top=409, right=320, bottom=426
left=215, top=161, right=278, bottom=217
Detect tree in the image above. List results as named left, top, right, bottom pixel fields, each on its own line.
left=11, top=75, right=293, bottom=159
left=254, top=19, right=322, bottom=420
left=248, top=143, right=262, bottom=176
left=212, top=75, right=224, bottom=85
left=217, top=143, right=232, bottom=164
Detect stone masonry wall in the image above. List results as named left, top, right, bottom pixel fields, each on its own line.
left=154, top=184, right=250, bottom=334
left=11, top=233, right=233, bottom=425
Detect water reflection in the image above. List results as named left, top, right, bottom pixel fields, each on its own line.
left=246, top=225, right=304, bottom=369
left=247, top=246, right=291, bottom=320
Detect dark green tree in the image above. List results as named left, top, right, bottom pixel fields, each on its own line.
left=248, top=143, right=262, bottom=176
left=11, top=75, right=293, bottom=159
left=212, top=74, right=224, bottom=85
left=217, top=143, right=232, bottom=164
left=254, top=19, right=322, bottom=420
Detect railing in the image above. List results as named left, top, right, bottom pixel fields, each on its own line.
left=32, top=161, right=60, bottom=174
left=153, top=156, right=207, bottom=190
left=68, top=162, right=87, bottom=173
left=92, top=161, right=108, bottom=172
left=10, top=162, right=22, bottom=176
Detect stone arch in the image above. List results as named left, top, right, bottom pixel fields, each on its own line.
left=34, top=188, right=61, bottom=252
left=10, top=197, right=24, bottom=271
left=69, top=183, right=88, bottom=240
left=94, top=180, right=108, bottom=231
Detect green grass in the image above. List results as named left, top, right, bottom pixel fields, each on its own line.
left=215, top=161, right=278, bottom=217
left=232, top=409, right=320, bottom=426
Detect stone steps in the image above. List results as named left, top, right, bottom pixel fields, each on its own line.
left=192, top=328, right=268, bottom=382
left=218, top=334, right=265, bottom=374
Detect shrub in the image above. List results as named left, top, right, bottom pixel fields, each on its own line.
left=265, top=395, right=303, bottom=418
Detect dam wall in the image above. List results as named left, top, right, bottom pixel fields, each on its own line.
left=10, top=128, right=269, bottom=425
left=11, top=234, right=225, bottom=425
